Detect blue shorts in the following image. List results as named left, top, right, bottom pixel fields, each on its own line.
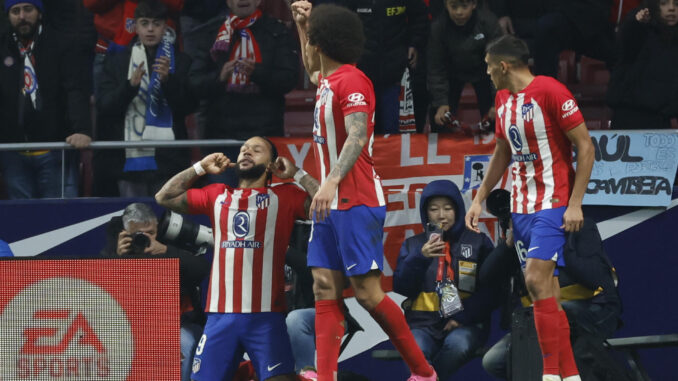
left=191, top=312, right=294, bottom=381
left=511, top=207, right=566, bottom=275
left=307, top=205, right=385, bottom=276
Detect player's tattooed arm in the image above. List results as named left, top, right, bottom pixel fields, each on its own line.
left=155, top=167, right=197, bottom=214
left=328, top=112, right=368, bottom=182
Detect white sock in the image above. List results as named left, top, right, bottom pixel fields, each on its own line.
left=542, top=375, right=561, bottom=381
left=563, top=376, right=582, bottom=381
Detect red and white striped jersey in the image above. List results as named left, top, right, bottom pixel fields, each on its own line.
left=494, top=76, right=585, bottom=214
left=187, top=183, right=307, bottom=313
left=313, top=64, right=385, bottom=210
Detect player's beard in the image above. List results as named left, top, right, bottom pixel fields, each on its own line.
left=235, top=162, right=268, bottom=180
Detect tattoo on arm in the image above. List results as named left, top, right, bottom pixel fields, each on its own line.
left=328, top=112, right=368, bottom=182
left=155, top=167, right=200, bottom=214
left=299, top=173, right=320, bottom=218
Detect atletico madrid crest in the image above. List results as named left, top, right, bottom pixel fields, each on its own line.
left=256, top=193, right=270, bottom=209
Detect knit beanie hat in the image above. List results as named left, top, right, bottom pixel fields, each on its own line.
left=5, top=0, right=44, bottom=13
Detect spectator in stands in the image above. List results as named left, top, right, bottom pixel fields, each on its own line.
left=607, top=0, right=678, bottom=130
left=484, top=0, right=545, bottom=50
left=533, top=0, right=614, bottom=78
left=393, top=179, right=499, bottom=380
left=339, top=0, right=429, bottom=134
left=480, top=190, right=622, bottom=380
left=100, top=202, right=210, bottom=381
left=0, top=0, right=92, bottom=199
left=428, top=0, right=502, bottom=132
left=94, top=0, right=193, bottom=197
left=188, top=0, right=299, bottom=187
left=83, top=0, right=183, bottom=96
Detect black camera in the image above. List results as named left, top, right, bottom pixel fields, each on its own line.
left=158, top=210, right=214, bottom=255
left=486, top=189, right=511, bottom=233
left=130, top=232, right=151, bottom=254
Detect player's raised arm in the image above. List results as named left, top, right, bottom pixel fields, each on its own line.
left=465, top=138, right=512, bottom=232
left=271, top=156, right=320, bottom=218
left=562, top=122, right=594, bottom=232
left=291, top=0, right=320, bottom=85
left=155, top=153, right=235, bottom=214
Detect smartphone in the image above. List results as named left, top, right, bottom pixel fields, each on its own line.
left=426, top=222, right=443, bottom=241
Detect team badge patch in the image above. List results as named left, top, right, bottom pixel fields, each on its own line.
left=256, top=193, right=270, bottom=209
left=461, top=244, right=472, bottom=259
left=521, top=103, right=534, bottom=122
left=192, top=358, right=201, bottom=374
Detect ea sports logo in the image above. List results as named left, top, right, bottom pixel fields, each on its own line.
left=561, top=99, right=576, bottom=112
left=347, top=92, right=365, bottom=103
left=0, top=277, right=133, bottom=380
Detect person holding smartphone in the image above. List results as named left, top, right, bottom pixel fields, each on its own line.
left=393, top=179, right=501, bottom=380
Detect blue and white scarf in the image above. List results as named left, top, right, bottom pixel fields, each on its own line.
left=123, top=28, right=176, bottom=172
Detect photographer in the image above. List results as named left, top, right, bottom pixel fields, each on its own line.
left=480, top=189, right=622, bottom=380
left=393, top=180, right=500, bottom=380
left=100, top=202, right=210, bottom=381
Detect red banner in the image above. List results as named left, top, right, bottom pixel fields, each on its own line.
left=0, top=259, right=179, bottom=380
left=270, top=133, right=504, bottom=290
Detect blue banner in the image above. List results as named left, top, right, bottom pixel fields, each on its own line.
left=584, top=131, right=678, bottom=207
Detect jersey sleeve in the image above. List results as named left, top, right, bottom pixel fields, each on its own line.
left=547, top=80, right=585, bottom=132
left=338, top=73, right=372, bottom=116
left=186, top=184, right=225, bottom=215
left=494, top=91, right=507, bottom=140
left=275, top=184, right=309, bottom=220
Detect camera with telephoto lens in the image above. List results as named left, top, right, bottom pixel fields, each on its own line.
left=130, top=232, right=151, bottom=254
left=158, top=210, right=214, bottom=255
left=486, top=189, right=511, bottom=233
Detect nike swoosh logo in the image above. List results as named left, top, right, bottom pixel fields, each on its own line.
left=346, top=263, right=358, bottom=270
left=528, top=246, right=539, bottom=252
left=267, top=363, right=282, bottom=371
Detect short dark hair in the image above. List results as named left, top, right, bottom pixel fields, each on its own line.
left=445, top=0, right=476, bottom=6
left=134, top=0, right=168, bottom=20
left=485, top=35, right=530, bottom=67
left=308, top=4, right=365, bottom=64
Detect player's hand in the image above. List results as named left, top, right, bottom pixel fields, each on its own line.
left=444, top=319, right=460, bottom=331
left=153, top=56, right=171, bottom=83
left=219, top=60, right=237, bottom=82
left=116, top=231, right=132, bottom=256
left=66, top=133, right=91, bottom=148
left=200, top=153, right=236, bottom=175
left=130, top=62, right=146, bottom=87
left=636, top=8, right=650, bottom=23
left=498, top=16, right=515, bottom=35
left=562, top=205, right=584, bottom=232
left=311, top=179, right=337, bottom=222
left=271, top=157, right=298, bottom=179
left=408, top=47, right=418, bottom=69
left=145, top=237, right=167, bottom=255
left=434, top=105, right=451, bottom=126
left=291, top=0, right=312, bottom=27
left=465, top=202, right=482, bottom=233
left=421, top=234, right=445, bottom=258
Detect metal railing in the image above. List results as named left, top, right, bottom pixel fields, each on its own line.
left=0, top=139, right=246, bottom=198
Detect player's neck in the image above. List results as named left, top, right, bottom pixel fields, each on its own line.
left=507, top=69, right=535, bottom=94
left=319, top=55, right=344, bottom=78
left=237, top=177, right=267, bottom=189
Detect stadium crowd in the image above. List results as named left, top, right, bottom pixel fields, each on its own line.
left=1, top=0, right=677, bottom=380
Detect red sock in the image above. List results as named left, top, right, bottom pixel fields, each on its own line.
left=533, top=297, right=560, bottom=375
left=315, top=300, right=344, bottom=381
left=558, top=309, right=579, bottom=377
left=232, top=361, right=255, bottom=381
left=369, top=295, right=432, bottom=377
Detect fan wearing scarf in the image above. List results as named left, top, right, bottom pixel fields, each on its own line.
left=95, top=0, right=194, bottom=197
left=188, top=0, right=298, bottom=186
left=0, top=0, right=92, bottom=199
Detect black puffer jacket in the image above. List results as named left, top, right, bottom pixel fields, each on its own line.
left=340, top=0, right=429, bottom=87
left=188, top=13, right=299, bottom=139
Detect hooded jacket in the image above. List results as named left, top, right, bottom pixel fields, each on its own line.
left=393, top=180, right=498, bottom=335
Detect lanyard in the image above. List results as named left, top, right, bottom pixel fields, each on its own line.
left=436, top=242, right=455, bottom=283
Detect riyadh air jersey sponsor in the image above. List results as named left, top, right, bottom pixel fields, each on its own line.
left=495, top=76, right=584, bottom=214
left=313, top=64, right=385, bottom=210
left=187, top=184, right=307, bottom=313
